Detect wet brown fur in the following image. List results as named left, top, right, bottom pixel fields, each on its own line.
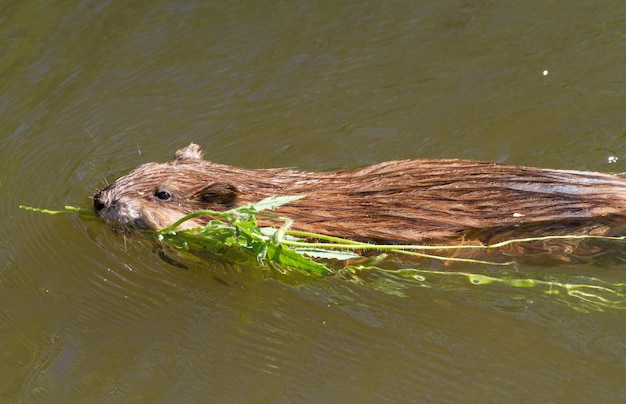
left=94, top=144, right=626, bottom=258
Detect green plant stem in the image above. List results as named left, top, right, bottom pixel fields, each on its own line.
left=376, top=267, right=626, bottom=310
left=286, top=231, right=626, bottom=251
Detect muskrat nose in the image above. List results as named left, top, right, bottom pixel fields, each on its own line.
left=94, top=192, right=106, bottom=212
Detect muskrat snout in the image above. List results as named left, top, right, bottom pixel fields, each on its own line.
left=93, top=187, right=140, bottom=227
left=93, top=191, right=106, bottom=213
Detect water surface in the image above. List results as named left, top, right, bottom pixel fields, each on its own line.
left=2, top=1, right=626, bottom=402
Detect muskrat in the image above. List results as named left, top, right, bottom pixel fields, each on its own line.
left=94, top=143, right=626, bottom=258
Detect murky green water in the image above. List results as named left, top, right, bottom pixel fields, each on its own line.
left=2, top=1, right=626, bottom=401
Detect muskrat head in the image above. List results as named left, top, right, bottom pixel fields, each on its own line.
left=94, top=144, right=240, bottom=230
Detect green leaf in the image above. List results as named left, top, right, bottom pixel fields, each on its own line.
left=266, top=244, right=331, bottom=275
left=233, top=195, right=304, bottom=213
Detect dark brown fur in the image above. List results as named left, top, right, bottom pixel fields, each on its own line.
left=94, top=144, right=626, bottom=257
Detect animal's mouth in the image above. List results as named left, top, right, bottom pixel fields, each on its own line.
left=97, top=210, right=154, bottom=231
left=100, top=219, right=136, bottom=235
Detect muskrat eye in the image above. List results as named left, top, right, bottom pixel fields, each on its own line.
left=155, top=190, right=171, bottom=200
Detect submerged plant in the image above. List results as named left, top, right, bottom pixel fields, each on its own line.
left=20, top=198, right=626, bottom=312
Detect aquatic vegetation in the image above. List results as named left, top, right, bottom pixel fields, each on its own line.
left=20, top=198, right=626, bottom=312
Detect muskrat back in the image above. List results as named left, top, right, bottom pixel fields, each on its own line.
left=94, top=143, right=626, bottom=246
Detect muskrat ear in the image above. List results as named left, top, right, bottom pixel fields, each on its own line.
left=173, top=143, right=204, bottom=161
left=197, top=182, right=239, bottom=208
